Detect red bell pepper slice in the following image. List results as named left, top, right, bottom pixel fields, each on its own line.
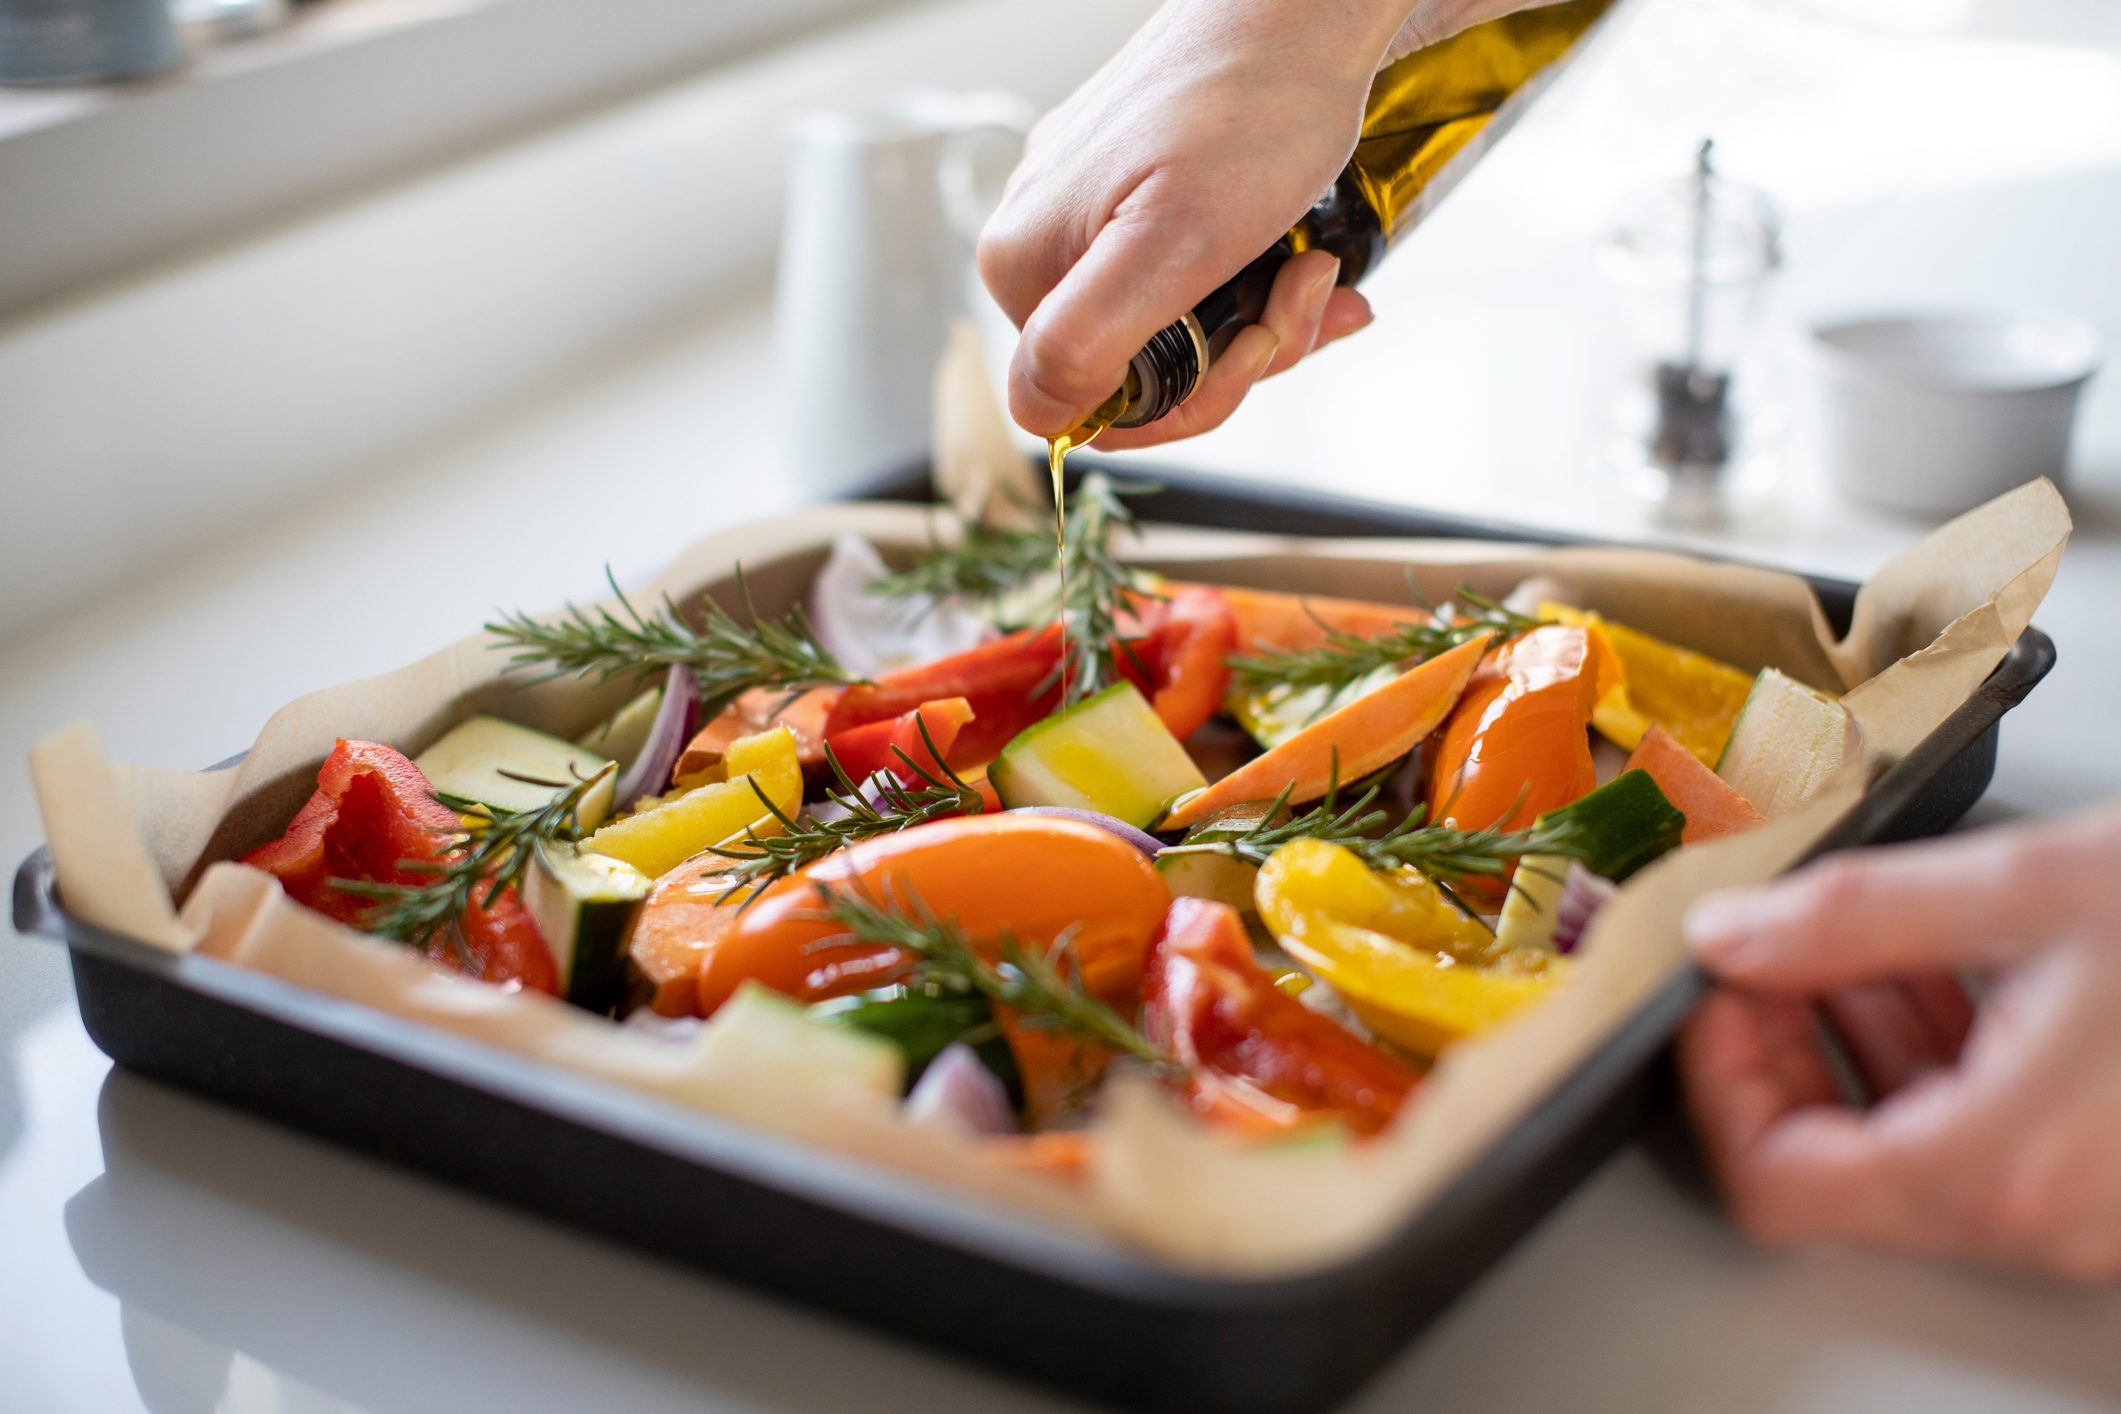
left=241, top=738, right=557, bottom=994
left=242, top=738, right=460, bottom=926
left=824, top=624, right=1064, bottom=769
left=824, top=586, right=1237, bottom=767
left=820, top=696, right=975, bottom=788
left=450, top=889, right=557, bottom=994
left=1120, top=585, right=1236, bottom=741
left=1143, top=897, right=1419, bottom=1136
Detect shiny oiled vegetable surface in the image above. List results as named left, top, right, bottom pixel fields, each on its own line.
left=237, top=527, right=1802, bottom=1151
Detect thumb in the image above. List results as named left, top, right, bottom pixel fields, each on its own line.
left=1684, top=814, right=2105, bottom=990
left=1007, top=183, right=1285, bottom=437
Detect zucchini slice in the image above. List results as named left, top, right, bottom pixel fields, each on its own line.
left=1716, top=668, right=1849, bottom=818
left=1155, top=799, right=1291, bottom=920
left=416, top=714, right=617, bottom=828
left=988, top=682, right=1207, bottom=829
left=575, top=685, right=664, bottom=770
left=1496, top=770, right=1684, bottom=952
left=808, top=985, right=1022, bottom=1097
left=700, top=983, right=904, bottom=1102
left=1539, top=768, right=1687, bottom=885
left=524, top=843, right=650, bottom=1013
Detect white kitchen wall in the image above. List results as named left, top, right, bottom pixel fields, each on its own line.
left=0, top=0, right=894, bottom=319
left=0, top=0, right=1155, bottom=640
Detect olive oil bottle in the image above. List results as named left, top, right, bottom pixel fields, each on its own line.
left=1067, top=0, right=1616, bottom=439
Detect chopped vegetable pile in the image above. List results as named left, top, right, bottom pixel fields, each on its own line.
left=239, top=476, right=1845, bottom=1164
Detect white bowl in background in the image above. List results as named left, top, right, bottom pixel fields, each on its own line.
left=1805, top=310, right=2102, bottom=517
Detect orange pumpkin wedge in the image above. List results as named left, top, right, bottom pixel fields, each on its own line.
left=627, top=857, right=801, bottom=1018
left=996, top=1010, right=1115, bottom=1128
left=676, top=685, right=839, bottom=780
left=1162, top=633, right=1492, bottom=832
left=1203, top=584, right=1426, bottom=657
left=1624, top=724, right=1765, bottom=844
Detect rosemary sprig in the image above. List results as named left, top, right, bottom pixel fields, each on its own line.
left=865, top=477, right=1157, bottom=704
left=813, top=884, right=1179, bottom=1070
left=865, top=517, right=1052, bottom=606
left=485, top=567, right=865, bottom=717
left=1044, top=471, right=1161, bottom=705
left=1160, top=772, right=1588, bottom=919
left=708, top=717, right=983, bottom=901
left=1227, top=585, right=1537, bottom=696
left=332, top=768, right=607, bottom=966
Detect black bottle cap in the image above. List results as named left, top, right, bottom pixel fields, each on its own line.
left=1111, top=314, right=1207, bottom=428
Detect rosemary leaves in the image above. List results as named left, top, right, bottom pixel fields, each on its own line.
left=865, top=474, right=1158, bottom=707
left=334, top=768, right=607, bottom=961
left=864, top=519, right=1052, bottom=608
left=1228, top=586, right=1536, bottom=697
left=486, top=568, right=864, bottom=717
left=1047, top=472, right=1160, bottom=706
left=814, top=884, right=1176, bottom=1068
left=709, top=721, right=984, bottom=901
left=1159, top=774, right=1588, bottom=917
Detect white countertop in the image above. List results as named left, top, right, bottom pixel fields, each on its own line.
left=5, top=0, right=2121, bottom=1409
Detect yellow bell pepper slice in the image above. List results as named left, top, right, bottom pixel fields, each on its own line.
left=1540, top=604, right=1754, bottom=766
left=583, top=726, right=800, bottom=879
left=1255, top=838, right=1563, bottom=1059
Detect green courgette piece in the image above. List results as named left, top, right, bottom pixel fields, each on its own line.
left=576, top=684, right=664, bottom=769
left=1715, top=668, right=1849, bottom=818
left=701, top=983, right=905, bottom=1100
left=417, top=714, right=617, bottom=827
left=808, top=986, right=1023, bottom=1100
left=988, top=681, right=1208, bottom=829
left=1155, top=799, right=1293, bottom=919
left=1537, top=768, right=1687, bottom=884
left=524, top=843, right=650, bottom=1014
left=1494, top=770, right=1685, bottom=952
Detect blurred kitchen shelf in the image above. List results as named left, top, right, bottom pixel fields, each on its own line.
left=0, top=0, right=896, bottom=319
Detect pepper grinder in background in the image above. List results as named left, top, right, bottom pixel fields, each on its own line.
left=1601, top=140, right=1784, bottom=528
left=0, top=0, right=180, bottom=84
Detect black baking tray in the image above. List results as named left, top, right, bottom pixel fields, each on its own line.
left=15, top=464, right=2056, bottom=1414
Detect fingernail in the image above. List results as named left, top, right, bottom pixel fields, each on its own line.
left=1305, top=257, right=1342, bottom=316
left=1025, top=400, right=1091, bottom=439
left=1242, top=327, right=1281, bottom=380
left=1012, top=386, right=1079, bottom=439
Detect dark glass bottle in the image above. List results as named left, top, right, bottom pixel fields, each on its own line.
left=1079, top=0, right=1616, bottom=436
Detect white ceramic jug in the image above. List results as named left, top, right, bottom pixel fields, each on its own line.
left=776, top=88, right=1034, bottom=493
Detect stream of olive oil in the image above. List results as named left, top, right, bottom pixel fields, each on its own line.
left=1047, top=401, right=1116, bottom=681
left=1048, top=432, right=1074, bottom=678
left=1046, top=378, right=1135, bottom=684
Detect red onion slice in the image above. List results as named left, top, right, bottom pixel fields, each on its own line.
left=811, top=533, right=991, bottom=676
left=1552, top=864, right=1619, bottom=955
left=611, top=664, right=700, bottom=812
left=904, top=1043, right=1015, bottom=1135
left=1006, top=806, right=1162, bottom=857
left=806, top=770, right=899, bottom=827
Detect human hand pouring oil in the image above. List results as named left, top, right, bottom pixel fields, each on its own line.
left=1037, top=0, right=1618, bottom=497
